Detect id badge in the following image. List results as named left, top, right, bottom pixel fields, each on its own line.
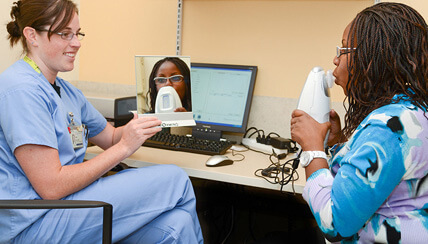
left=68, top=112, right=84, bottom=149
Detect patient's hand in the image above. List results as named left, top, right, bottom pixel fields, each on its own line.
left=327, top=109, right=346, bottom=146
left=174, top=107, right=187, bottom=112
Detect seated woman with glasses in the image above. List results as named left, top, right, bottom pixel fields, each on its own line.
left=147, top=57, right=192, bottom=113
left=291, top=2, right=428, bottom=243
left=0, top=0, right=203, bottom=243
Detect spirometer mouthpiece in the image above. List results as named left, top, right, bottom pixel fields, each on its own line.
left=325, top=70, right=335, bottom=89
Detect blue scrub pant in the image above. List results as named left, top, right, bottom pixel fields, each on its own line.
left=13, top=164, right=203, bottom=244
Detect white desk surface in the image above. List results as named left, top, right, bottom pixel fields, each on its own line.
left=85, top=146, right=307, bottom=194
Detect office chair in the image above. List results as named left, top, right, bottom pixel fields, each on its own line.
left=0, top=199, right=112, bottom=244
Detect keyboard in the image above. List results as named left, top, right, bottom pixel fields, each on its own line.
left=143, top=133, right=233, bottom=155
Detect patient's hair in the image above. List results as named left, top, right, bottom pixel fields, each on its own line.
left=343, top=2, right=428, bottom=138
left=7, top=0, right=78, bottom=54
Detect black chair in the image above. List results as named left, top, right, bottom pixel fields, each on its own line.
left=0, top=199, right=112, bottom=244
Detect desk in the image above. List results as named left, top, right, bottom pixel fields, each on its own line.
left=85, top=145, right=307, bottom=194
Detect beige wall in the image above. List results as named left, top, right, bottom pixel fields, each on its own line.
left=1, top=0, right=427, bottom=102
left=79, top=0, right=179, bottom=85
left=181, top=0, right=372, bottom=102
left=0, top=1, right=25, bottom=73
left=79, top=0, right=376, bottom=102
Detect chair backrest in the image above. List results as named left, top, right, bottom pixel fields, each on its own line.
left=0, top=199, right=112, bottom=244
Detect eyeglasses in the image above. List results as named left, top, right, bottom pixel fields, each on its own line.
left=56, top=31, right=85, bottom=41
left=36, top=29, right=85, bottom=41
left=336, top=46, right=356, bottom=58
left=154, top=75, right=184, bottom=85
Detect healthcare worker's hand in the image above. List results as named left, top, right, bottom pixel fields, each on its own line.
left=119, top=113, right=162, bottom=155
left=290, top=109, right=330, bottom=151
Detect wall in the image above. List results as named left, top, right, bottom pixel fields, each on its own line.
left=77, top=0, right=428, bottom=102
left=1, top=0, right=427, bottom=138
left=79, top=0, right=375, bottom=103
left=0, top=1, right=24, bottom=73
left=79, top=0, right=179, bottom=85
left=2, top=0, right=427, bottom=101
left=181, top=0, right=372, bottom=102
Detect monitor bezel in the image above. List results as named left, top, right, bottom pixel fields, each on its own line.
left=190, top=62, right=258, bottom=135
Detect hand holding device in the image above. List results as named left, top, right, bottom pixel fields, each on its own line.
left=292, top=67, right=334, bottom=169
left=327, top=109, right=345, bottom=146
left=296, top=66, right=334, bottom=148
left=120, top=113, right=162, bottom=154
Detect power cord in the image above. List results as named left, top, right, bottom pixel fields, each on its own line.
left=220, top=205, right=234, bottom=244
left=230, top=148, right=246, bottom=162
left=253, top=151, right=300, bottom=194
left=242, top=127, right=300, bottom=193
left=243, top=127, right=271, bottom=145
left=242, top=127, right=298, bottom=152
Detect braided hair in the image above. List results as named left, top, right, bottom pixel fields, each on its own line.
left=343, top=2, right=428, bottom=138
left=146, top=57, right=192, bottom=113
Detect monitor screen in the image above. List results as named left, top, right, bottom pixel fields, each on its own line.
left=190, top=63, right=257, bottom=137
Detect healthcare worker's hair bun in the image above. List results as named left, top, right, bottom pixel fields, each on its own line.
left=7, top=1, right=23, bottom=46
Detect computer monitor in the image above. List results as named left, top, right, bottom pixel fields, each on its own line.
left=190, top=62, right=257, bottom=141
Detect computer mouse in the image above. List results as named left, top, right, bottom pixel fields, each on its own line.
left=205, top=155, right=234, bottom=167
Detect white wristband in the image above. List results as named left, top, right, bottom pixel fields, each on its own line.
left=299, top=151, right=327, bottom=168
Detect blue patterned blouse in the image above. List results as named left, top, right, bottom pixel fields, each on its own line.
left=303, top=94, right=428, bottom=243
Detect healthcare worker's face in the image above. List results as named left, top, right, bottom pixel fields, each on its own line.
left=35, top=12, right=81, bottom=79
left=155, top=61, right=186, bottom=100
left=333, top=23, right=352, bottom=96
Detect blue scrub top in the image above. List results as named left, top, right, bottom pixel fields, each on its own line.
left=0, top=59, right=107, bottom=242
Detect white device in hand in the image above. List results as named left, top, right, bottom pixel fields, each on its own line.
left=155, top=86, right=183, bottom=113
left=296, top=66, right=335, bottom=148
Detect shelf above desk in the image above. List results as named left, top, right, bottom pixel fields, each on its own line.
left=85, top=146, right=307, bottom=194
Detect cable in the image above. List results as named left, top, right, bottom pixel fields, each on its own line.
left=267, top=132, right=280, bottom=137
left=243, top=126, right=300, bottom=193
left=220, top=205, right=234, bottom=244
left=230, top=149, right=246, bottom=162
left=279, top=150, right=302, bottom=193
left=243, top=127, right=259, bottom=138
left=253, top=152, right=300, bottom=193
left=279, top=158, right=300, bottom=193
left=248, top=129, right=264, bottom=139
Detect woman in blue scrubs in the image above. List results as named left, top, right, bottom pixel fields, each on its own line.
left=0, top=0, right=203, bottom=243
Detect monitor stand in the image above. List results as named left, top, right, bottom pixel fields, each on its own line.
left=191, top=125, right=222, bottom=141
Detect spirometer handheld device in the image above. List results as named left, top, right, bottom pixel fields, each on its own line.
left=139, top=85, right=195, bottom=127
left=296, top=66, right=335, bottom=148
left=155, top=86, right=183, bottom=113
